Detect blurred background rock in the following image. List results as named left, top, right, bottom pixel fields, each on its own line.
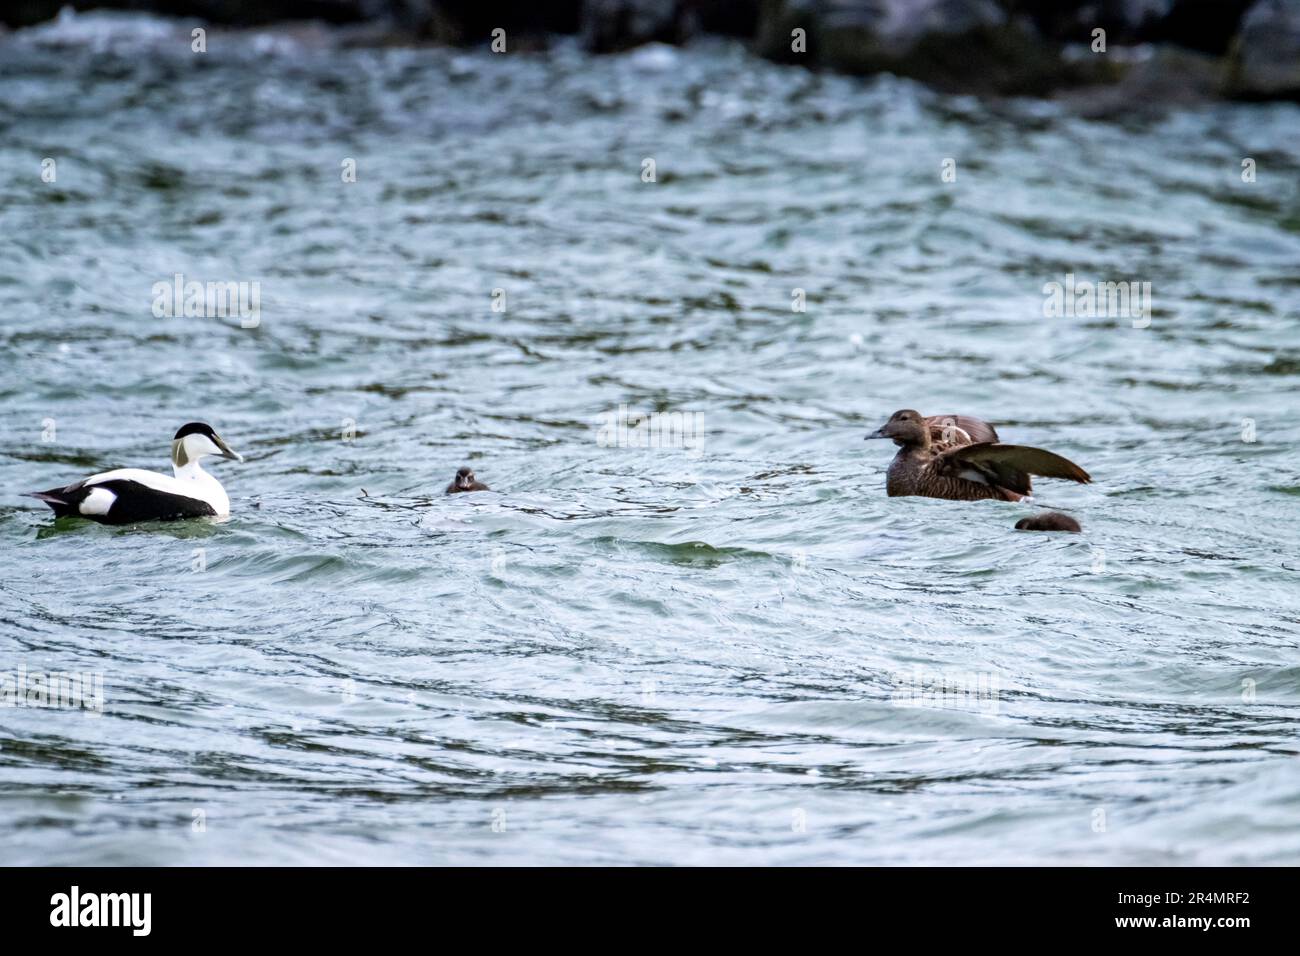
left=2, top=0, right=1298, bottom=100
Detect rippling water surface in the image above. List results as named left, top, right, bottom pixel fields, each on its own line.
left=2, top=13, right=1299, bottom=865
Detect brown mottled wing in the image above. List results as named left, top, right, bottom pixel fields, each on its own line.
left=924, top=415, right=1000, bottom=447
left=937, top=443, right=1091, bottom=496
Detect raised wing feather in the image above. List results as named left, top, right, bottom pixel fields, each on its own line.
left=938, top=442, right=1091, bottom=496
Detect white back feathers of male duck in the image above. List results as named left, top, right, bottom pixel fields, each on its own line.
left=25, top=422, right=244, bottom=524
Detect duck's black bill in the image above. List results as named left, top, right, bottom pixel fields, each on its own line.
left=865, top=427, right=888, bottom=440
left=215, top=436, right=244, bottom=462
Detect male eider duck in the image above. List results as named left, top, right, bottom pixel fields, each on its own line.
left=446, top=466, right=489, bottom=494
left=1015, top=512, right=1082, bottom=533
left=26, top=422, right=244, bottom=524
left=865, top=410, right=1090, bottom=501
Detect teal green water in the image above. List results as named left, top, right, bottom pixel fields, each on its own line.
left=2, top=13, right=1299, bottom=865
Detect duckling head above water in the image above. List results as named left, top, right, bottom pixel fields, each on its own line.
left=1015, top=512, right=1082, bottom=533
left=446, top=466, right=489, bottom=494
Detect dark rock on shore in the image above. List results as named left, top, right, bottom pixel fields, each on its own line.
left=580, top=0, right=695, bottom=53
left=756, top=0, right=1103, bottom=95
left=1007, top=0, right=1255, bottom=55
left=577, top=1, right=761, bottom=52
left=697, top=0, right=760, bottom=37
left=1225, top=0, right=1300, bottom=99
left=4, top=0, right=1299, bottom=104
left=1138, top=0, right=1255, bottom=54
left=418, top=1, right=582, bottom=45
left=3, top=1, right=379, bottom=28
left=1, top=2, right=584, bottom=40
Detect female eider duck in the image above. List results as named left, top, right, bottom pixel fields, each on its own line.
left=25, top=422, right=244, bottom=524
left=446, top=466, right=489, bottom=494
left=865, top=410, right=1090, bottom=501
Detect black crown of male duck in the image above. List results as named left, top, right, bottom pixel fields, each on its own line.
left=865, top=410, right=1090, bottom=501
left=26, top=422, right=244, bottom=524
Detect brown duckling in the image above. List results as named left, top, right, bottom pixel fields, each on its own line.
left=865, top=409, right=1090, bottom=502
left=446, top=466, right=489, bottom=494
left=1015, top=512, right=1082, bottom=532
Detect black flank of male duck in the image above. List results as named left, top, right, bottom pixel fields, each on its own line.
left=446, top=466, right=489, bottom=494
left=1015, top=512, right=1083, bottom=532
left=865, top=409, right=1090, bottom=502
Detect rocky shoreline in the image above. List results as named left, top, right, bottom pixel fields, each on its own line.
left=5, top=1, right=1299, bottom=102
